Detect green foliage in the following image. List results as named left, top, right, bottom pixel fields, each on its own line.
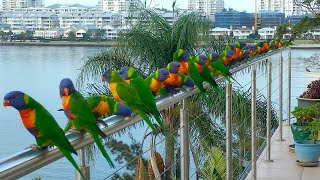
left=199, top=147, right=226, bottom=180
left=276, top=22, right=290, bottom=37
left=305, top=118, right=320, bottom=143
left=67, top=31, right=76, bottom=41
left=292, top=103, right=320, bottom=126
left=292, top=16, right=319, bottom=35
left=248, top=31, right=260, bottom=40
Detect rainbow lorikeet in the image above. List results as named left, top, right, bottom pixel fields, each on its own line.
left=210, top=60, right=242, bottom=87
left=220, top=50, right=234, bottom=66
left=144, top=68, right=169, bottom=96
left=3, top=91, right=85, bottom=178
left=102, top=69, right=159, bottom=135
left=118, top=67, right=168, bottom=137
left=194, top=55, right=223, bottom=95
left=59, top=78, right=115, bottom=168
left=159, top=62, right=194, bottom=95
left=173, top=49, right=190, bottom=75
left=57, top=95, right=131, bottom=127
left=180, top=55, right=210, bottom=96
left=86, top=95, right=131, bottom=122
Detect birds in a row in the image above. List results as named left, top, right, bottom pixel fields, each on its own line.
left=2, top=37, right=290, bottom=177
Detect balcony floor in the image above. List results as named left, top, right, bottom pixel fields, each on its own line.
left=245, top=125, right=320, bottom=180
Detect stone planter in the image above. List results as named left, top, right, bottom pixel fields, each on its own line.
left=297, top=97, right=320, bottom=107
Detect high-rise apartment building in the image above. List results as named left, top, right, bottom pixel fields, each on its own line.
left=257, top=0, right=305, bottom=16
left=2, top=0, right=43, bottom=10
left=188, top=0, right=224, bottom=16
left=97, top=0, right=139, bottom=12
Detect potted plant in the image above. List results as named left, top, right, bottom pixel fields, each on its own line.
left=291, top=103, right=320, bottom=142
left=295, top=118, right=320, bottom=166
left=298, top=79, right=320, bottom=107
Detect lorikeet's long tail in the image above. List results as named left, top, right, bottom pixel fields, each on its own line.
left=59, top=147, right=86, bottom=180
left=136, top=109, right=159, bottom=135
left=224, top=73, right=243, bottom=88
left=152, top=111, right=169, bottom=137
left=88, top=129, right=115, bottom=168
left=207, top=78, right=223, bottom=96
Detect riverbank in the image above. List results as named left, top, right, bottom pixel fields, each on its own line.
left=0, top=41, right=117, bottom=47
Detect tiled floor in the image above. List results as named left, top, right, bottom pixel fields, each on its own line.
left=245, top=125, right=320, bottom=180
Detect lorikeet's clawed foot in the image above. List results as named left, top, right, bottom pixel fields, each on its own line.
left=26, top=144, right=48, bottom=151
left=67, top=128, right=82, bottom=134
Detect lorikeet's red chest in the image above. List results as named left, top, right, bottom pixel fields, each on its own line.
left=19, top=108, right=42, bottom=137
left=205, top=60, right=211, bottom=66
left=178, top=61, right=189, bottom=75
left=61, top=95, right=77, bottom=120
left=164, top=73, right=179, bottom=86
left=176, top=76, right=183, bottom=87
left=150, top=78, right=162, bottom=94
left=94, top=101, right=111, bottom=116
left=222, top=57, right=230, bottom=65
left=195, top=63, right=203, bottom=72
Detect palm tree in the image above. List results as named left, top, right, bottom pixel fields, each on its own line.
left=75, top=6, right=279, bottom=180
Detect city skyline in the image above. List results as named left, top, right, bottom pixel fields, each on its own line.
left=45, top=0, right=255, bottom=12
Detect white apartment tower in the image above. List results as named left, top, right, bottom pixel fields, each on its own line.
left=257, top=0, right=305, bottom=16
left=2, top=0, right=43, bottom=10
left=98, top=0, right=139, bottom=12
left=188, top=0, right=224, bottom=16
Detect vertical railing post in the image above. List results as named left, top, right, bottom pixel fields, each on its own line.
left=287, top=50, right=292, bottom=125
left=226, top=81, right=233, bottom=180
left=251, top=67, right=257, bottom=180
left=279, top=52, right=284, bottom=141
left=266, top=60, right=273, bottom=162
left=76, top=148, right=90, bottom=180
left=180, top=98, right=189, bottom=180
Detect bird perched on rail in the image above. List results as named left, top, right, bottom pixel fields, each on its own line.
left=3, top=91, right=86, bottom=178
left=118, top=66, right=168, bottom=137
left=59, top=78, right=115, bottom=168
left=102, top=69, right=159, bottom=135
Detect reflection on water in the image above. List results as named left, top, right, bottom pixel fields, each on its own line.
left=0, top=46, right=319, bottom=179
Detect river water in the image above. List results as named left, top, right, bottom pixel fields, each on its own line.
left=0, top=45, right=318, bottom=179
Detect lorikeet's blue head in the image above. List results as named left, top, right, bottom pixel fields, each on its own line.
left=102, top=69, right=111, bottom=82
left=59, top=78, right=76, bottom=97
left=208, top=52, right=220, bottom=62
left=226, top=50, right=234, bottom=58
left=243, top=50, right=250, bottom=58
left=239, top=42, right=246, bottom=48
left=156, top=68, right=169, bottom=81
left=116, top=103, right=132, bottom=118
left=119, top=66, right=129, bottom=80
left=197, top=55, right=207, bottom=66
left=173, top=49, right=190, bottom=62
left=3, top=91, right=27, bottom=110
left=184, top=77, right=195, bottom=88
left=167, top=62, right=180, bottom=73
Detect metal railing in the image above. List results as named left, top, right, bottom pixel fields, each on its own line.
left=0, top=47, right=289, bottom=180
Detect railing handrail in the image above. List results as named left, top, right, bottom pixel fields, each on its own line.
left=0, top=47, right=288, bottom=180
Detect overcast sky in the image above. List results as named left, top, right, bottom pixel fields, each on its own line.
left=45, top=0, right=255, bottom=13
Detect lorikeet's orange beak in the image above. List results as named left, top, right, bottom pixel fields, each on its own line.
left=64, top=88, right=69, bottom=96
left=3, top=100, right=10, bottom=107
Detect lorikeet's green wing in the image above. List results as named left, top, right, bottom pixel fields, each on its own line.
left=69, top=91, right=115, bottom=168
left=200, top=65, right=223, bottom=96
left=129, top=77, right=168, bottom=137
left=188, top=61, right=206, bottom=95
left=115, top=82, right=159, bottom=134
left=210, top=61, right=242, bottom=87
left=26, top=97, right=85, bottom=179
